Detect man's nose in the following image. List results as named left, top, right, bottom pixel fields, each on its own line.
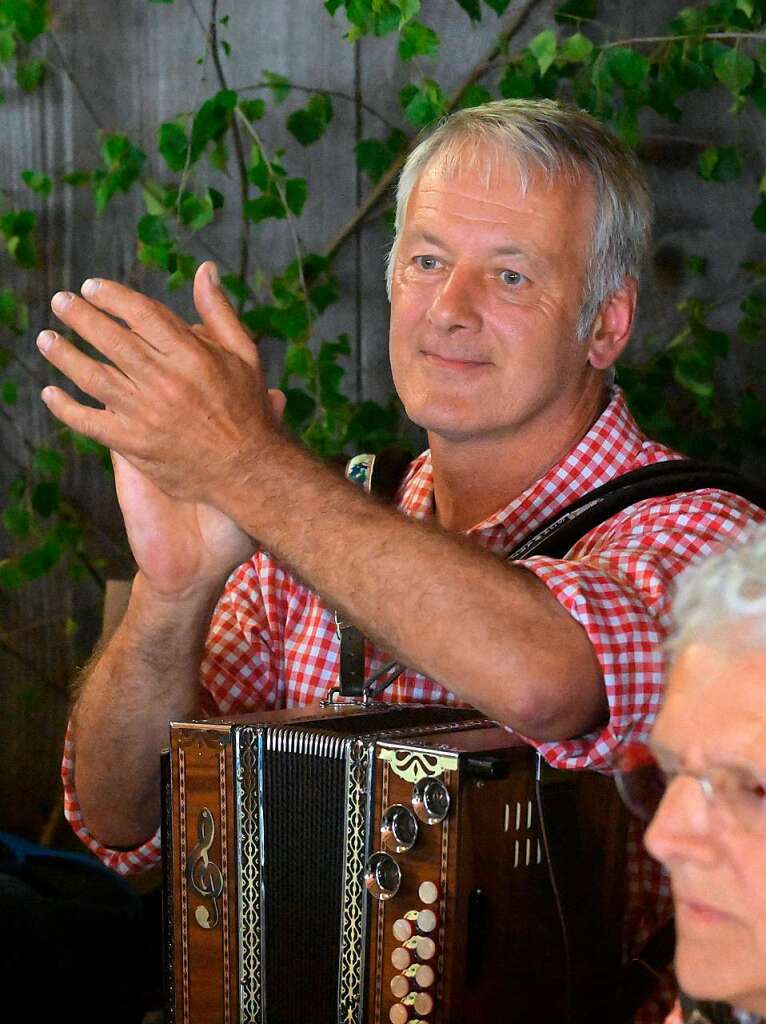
left=644, top=775, right=719, bottom=868
left=426, top=265, right=482, bottom=333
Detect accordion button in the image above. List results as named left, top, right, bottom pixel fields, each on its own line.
left=414, top=992, right=434, bottom=1016
left=391, top=946, right=411, bottom=970
left=415, top=936, right=436, bottom=960
left=393, top=918, right=413, bottom=942
left=418, top=881, right=438, bottom=905
left=416, top=908, right=437, bottom=933
left=391, top=975, right=410, bottom=999
left=364, top=852, right=402, bottom=900
left=382, top=804, right=419, bottom=853
left=415, top=964, right=435, bottom=988
left=389, top=1003, right=409, bottom=1024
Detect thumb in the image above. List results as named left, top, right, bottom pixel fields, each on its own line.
left=267, top=388, right=287, bottom=423
left=193, top=261, right=259, bottom=366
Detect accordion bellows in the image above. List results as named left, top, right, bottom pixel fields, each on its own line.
left=163, top=702, right=626, bottom=1024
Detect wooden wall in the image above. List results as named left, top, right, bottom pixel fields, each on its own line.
left=1, top=0, right=764, bottom=843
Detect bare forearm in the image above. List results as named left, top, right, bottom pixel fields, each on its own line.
left=223, top=439, right=605, bottom=738
left=72, top=572, right=221, bottom=846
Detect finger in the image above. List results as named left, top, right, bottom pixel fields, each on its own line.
left=193, top=262, right=260, bottom=367
left=49, top=291, right=158, bottom=380
left=37, top=330, right=135, bottom=409
left=41, top=386, right=127, bottom=451
left=267, top=387, right=287, bottom=423
left=77, top=277, right=194, bottom=356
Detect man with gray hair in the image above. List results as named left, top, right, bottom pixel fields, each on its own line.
left=615, top=524, right=766, bottom=1023
left=37, top=99, right=762, bottom=1019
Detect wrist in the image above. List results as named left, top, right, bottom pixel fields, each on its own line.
left=130, top=568, right=227, bottom=613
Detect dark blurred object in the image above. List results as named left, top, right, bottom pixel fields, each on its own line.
left=0, top=831, right=162, bottom=1022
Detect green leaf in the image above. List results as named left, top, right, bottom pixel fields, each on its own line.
left=262, top=70, right=292, bottom=104
left=753, top=197, right=766, bottom=232
left=398, top=21, right=439, bottom=61
left=239, top=97, right=265, bottom=122
left=607, top=47, right=649, bottom=89
left=400, top=79, right=447, bottom=127
left=178, top=191, right=215, bottom=231
left=459, top=83, right=491, bottom=108
left=285, top=178, right=308, bottom=216
left=158, top=120, right=189, bottom=172
left=355, top=129, right=407, bottom=181
left=454, top=0, right=481, bottom=20
left=271, top=300, right=311, bottom=341
left=220, top=274, right=248, bottom=304
left=484, top=0, right=511, bottom=12
left=8, top=1, right=49, bottom=43
left=697, top=145, right=743, bottom=182
left=555, top=0, right=596, bottom=22
left=21, top=169, right=52, bottom=198
left=0, top=289, right=28, bottom=334
left=2, top=379, right=17, bottom=404
left=287, top=93, right=333, bottom=146
left=137, top=213, right=170, bottom=246
left=244, top=194, right=286, bottom=222
left=31, top=480, right=60, bottom=517
left=392, top=0, right=420, bottom=26
left=283, top=343, right=314, bottom=380
left=686, top=255, right=707, bottom=277
left=499, top=62, right=537, bottom=99
left=33, top=447, right=64, bottom=477
left=529, top=29, right=557, bottom=77
left=0, top=28, right=16, bottom=65
left=561, top=31, right=593, bottom=63
left=93, top=135, right=146, bottom=213
left=19, top=539, right=61, bottom=579
left=190, top=89, right=237, bottom=162
left=714, top=47, right=755, bottom=97
left=61, top=170, right=91, bottom=186
left=16, top=58, right=45, bottom=91
left=2, top=505, right=30, bottom=538
left=0, top=558, right=24, bottom=590
left=283, top=388, right=316, bottom=432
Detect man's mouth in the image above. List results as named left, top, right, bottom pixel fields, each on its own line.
left=420, top=350, right=492, bottom=370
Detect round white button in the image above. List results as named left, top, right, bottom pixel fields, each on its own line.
left=391, top=947, right=411, bottom=971
left=416, top=908, right=437, bottom=933
left=389, top=1004, right=408, bottom=1024
left=391, top=975, right=410, bottom=999
left=415, top=964, right=435, bottom=988
left=418, top=881, right=438, bottom=905
left=415, top=936, right=436, bottom=960
left=392, top=918, right=412, bottom=942
left=414, top=992, right=434, bottom=1016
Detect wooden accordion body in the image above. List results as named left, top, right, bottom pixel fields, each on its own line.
left=163, top=702, right=627, bottom=1024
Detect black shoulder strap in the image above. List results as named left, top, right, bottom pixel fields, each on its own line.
left=508, top=460, right=766, bottom=561
left=336, top=456, right=766, bottom=698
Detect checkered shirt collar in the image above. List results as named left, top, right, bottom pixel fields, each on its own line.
left=396, top=387, right=653, bottom=556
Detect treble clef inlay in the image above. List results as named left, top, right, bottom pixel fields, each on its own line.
left=186, top=807, right=224, bottom=930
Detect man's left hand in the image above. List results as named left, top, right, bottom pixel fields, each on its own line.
left=37, top=261, right=285, bottom=505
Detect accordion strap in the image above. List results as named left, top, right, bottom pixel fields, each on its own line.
left=336, top=455, right=766, bottom=698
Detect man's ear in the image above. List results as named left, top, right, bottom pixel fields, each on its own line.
left=586, top=277, right=637, bottom=370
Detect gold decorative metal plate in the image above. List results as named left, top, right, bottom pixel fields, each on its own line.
left=377, top=747, right=458, bottom=782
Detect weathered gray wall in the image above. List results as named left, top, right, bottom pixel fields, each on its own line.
left=1, top=0, right=764, bottom=842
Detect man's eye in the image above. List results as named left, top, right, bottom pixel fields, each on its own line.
left=500, top=269, right=525, bottom=287
left=414, top=255, right=441, bottom=271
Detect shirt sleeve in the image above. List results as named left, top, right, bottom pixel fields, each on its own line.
left=61, top=554, right=285, bottom=874
left=516, top=490, right=763, bottom=773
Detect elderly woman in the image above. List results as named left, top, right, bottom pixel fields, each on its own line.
left=620, top=523, right=766, bottom=1024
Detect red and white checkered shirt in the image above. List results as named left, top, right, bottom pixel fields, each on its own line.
left=61, top=387, right=763, bottom=1016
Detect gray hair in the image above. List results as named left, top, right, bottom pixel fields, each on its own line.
left=386, top=98, right=654, bottom=341
left=667, top=523, right=766, bottom=660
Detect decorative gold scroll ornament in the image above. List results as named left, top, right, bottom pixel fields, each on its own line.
left=378, top=748, right=457, bottom=783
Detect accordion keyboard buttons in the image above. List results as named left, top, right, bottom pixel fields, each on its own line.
left=392, top=918, right=412, bottom=942
left=415, top=935, right=436, bottom=960
left=415, top=964, right=435, bottom=988
left=418, top=880, right=438, bottom=905
left=391, top=946, right=411, bottom=971
left=390, top=975, right=410, bottom=999
left=364, top=852, right=402, bottom=900
left=416, top=908, right=437, bottom=933
left=389, top=1003, right=409, bottom=1024
left=381, top=804, right=419, bottom=853
left=413, top=992, right=434, bottom=1016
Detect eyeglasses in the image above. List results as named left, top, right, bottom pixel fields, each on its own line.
left=615, top=741, right=766, bottom=833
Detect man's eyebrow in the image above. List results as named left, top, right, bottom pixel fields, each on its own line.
left=406, top=229, right=548, bottom=264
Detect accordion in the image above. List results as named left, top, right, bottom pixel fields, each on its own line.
left=163, top=702, right=627, bottom=1024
